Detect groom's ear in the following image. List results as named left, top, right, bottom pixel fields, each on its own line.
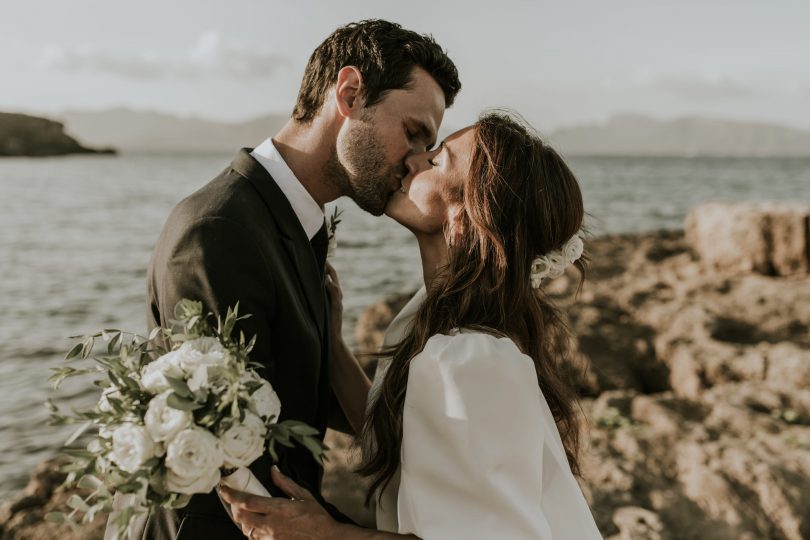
left=334, top=66, right=364, bottom=118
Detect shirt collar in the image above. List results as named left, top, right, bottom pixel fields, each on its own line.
left=250, top=138, right=324, bottom=240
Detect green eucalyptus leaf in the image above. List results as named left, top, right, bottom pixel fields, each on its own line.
left=148, top=326, right=162, bottom=341
left=81, top=336, right=95, bottom=359
left=63, top=446, right=96, bottom=458
left=166, top=393, right=203, bottom=411
left=64, top=421, right=92, bottom=446
left=67, top=494, right=90, bottom=512
left=65, top=341, right=84, bottom=361
left=164, top=376, right=192, bottom=398
left=45, top=511, right=67, bottom=523
left=78, top=474, right=103, bottom=490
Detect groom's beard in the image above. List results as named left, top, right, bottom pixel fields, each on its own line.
left=325, top=118, right=401, bottom=216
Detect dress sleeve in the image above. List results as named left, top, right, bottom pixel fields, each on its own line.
left=396, top=332, right=554, bottom=539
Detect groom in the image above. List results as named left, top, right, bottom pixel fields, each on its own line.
left=113, top=19, right=461, bottom=540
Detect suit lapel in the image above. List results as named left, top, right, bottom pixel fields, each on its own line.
left=229, top=148, right=326, bottom=339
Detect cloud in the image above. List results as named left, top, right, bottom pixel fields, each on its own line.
left=38, top=31, right=289, bottom=80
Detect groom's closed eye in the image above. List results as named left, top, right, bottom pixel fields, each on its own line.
left=405, top=120, right=435, bottom=152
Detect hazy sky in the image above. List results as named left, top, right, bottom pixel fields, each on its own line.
left=2, top=0, right=810, bottom=130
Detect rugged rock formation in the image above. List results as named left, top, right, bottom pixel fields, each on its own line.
left=3, top=209, right=808, bottom=539
left=553, top=230, right=808, bottom=539
left=686, top=202, right=810, bottom=276
left=0, top=113, right=116, bottom=157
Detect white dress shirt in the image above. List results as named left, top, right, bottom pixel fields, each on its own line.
left=251, top=138, right=324, bottom=240
left=370, top=289, right=603, bottom=539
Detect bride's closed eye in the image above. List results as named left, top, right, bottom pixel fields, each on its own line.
left=428, top=142, right=445, bottom=167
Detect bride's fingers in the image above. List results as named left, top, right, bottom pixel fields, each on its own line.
left=218, top=485, right=274, bottom=513
left=271, top=466, right=315, bottom=501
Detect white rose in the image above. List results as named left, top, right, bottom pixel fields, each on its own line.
left=246, top=374, right=282, bottom=422
left=176, top=337, right=229, bottom=373
left=140, top=351, right=185, bottom=393
left=98, top=386, right=121, bottom=413
left=562, top=235, right=584, bottom=263
left=220, top=413, right=266, bottom=468
left=546, top=252, right=567, bottom=279
left=144, top=391, right=192, bottom=443
left=164, top=428, right=224, bottom=494
left=111, top=423, right=156, bottom=473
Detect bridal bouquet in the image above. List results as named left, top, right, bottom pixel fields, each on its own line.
left=45, top=299, right=326, bottom=539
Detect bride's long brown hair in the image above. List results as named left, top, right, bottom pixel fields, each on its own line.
left=358, top=111, right=586, bottom=504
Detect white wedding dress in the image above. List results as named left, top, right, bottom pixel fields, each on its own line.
left=369, top=287, right=603, bottom=539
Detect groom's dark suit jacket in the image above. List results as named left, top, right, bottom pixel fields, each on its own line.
left=112, top=149, right=351, bottom=540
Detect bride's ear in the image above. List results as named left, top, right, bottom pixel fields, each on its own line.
left=334, top=66, right=364, bottom=118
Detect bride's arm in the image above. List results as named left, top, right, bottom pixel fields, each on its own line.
left=220, top=468, right=419, bottom=539
left=326, top=263, right=372, bottom=435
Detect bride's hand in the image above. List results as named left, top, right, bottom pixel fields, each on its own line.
left=325, top=262, right=344, bottom=340
left=219, top=467, right=339, bottom=539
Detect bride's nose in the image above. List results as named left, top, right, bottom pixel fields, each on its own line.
left=405, top=148, right=439, bottom=175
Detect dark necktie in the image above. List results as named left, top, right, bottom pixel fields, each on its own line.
left=310, top=220, right=328, bottom=276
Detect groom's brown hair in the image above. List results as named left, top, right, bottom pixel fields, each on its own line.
left=292, top=20, right=461, bottom=123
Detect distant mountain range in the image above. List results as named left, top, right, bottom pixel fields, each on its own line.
left=57, top=108, right=288, bottom=154
left=48, top=108, right=810, bottom=157
left=548, top=114, right=810, bottom=157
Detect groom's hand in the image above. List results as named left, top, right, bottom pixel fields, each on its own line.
left=219, top=466, right=338, bottom=539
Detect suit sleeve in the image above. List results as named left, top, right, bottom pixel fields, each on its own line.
left=397, top=333, right=553, bottom=539
left=153, top=215, right=276, bottom=376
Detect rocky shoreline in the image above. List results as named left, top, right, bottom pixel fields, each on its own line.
left=0, top=112, right=116, bottom=157
left=3, top=203, right=809, bottom=539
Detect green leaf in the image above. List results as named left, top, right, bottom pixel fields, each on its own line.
left=65, top=341, right=84, bottom=361
left=63, top=448, right=96, bottom=459
left=301, top=437, right=327, bottom=466
left=78, top=474, right=103, bottom=490
left=81, top=336, right=96, bottom=359
left=107, top=332, right=122, bottom=355
left=166, top=493, right=192, bottom=509
left=45, top=511, right=67, bottom=523
left=45, top=398, right=59, bottom=413
left=64, top=421, right=92, bottom=446
left=67, top=494, right=90, bottom=512
left=166, top=393, right=204, bottom=411
left=286, top=422, right=321, bottom=437
left=165, top=376, right=192, bottom=398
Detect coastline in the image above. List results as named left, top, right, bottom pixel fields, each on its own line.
left=2, top=204, right=809, bottom=539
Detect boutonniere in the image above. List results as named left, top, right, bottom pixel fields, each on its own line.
left=326, top=207, right=343, bottom=259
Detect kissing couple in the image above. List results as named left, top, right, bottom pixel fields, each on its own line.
left=113, top=19, right=602, bottom=540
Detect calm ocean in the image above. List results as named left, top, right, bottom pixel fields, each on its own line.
left=1, top=153, right=808, bottom=499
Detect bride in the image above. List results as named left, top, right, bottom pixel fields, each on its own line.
left=220, top=112, right=603, bottom=539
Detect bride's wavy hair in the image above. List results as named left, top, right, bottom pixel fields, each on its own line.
left=358, top=111, right=587, bottom=505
